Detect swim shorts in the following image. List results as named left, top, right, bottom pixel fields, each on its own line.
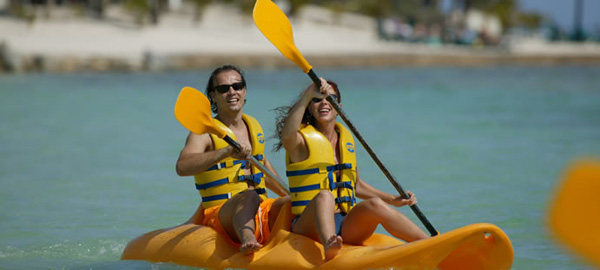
left=201, top=197, right=275, bottom=245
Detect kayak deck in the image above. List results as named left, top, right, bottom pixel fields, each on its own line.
left=122, top=203, right=513, bottom=269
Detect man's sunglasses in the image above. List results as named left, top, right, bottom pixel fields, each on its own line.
left=311, top=94, right=338, bottom=103
left=214, top=82, right=245, bottom=93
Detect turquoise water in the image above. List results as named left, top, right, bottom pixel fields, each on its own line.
left=1, top=66, right=599, bottom=270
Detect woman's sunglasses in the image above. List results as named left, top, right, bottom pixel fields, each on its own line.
left=311, top=94, right=338, bottom=103
left=214, top=82, right=245, bottom=93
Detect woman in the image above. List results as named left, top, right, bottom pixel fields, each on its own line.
left=273, top=79, right=429, bottom=261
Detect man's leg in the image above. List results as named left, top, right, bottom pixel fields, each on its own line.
left=219, top=190, right=262, bottom=254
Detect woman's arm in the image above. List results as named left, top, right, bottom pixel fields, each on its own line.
left=280, top=78, right=330, bottom=162
left=354, top=169, right=417, bottom=207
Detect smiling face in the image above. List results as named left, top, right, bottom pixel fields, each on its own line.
left=308, top=87, right=339, bottom=124
left=209, top=70, right=247, bottom=115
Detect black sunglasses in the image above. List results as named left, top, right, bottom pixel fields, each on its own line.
left=311, top=94, right=338, bottom=103
left=214, top=82, right=245, bottom=94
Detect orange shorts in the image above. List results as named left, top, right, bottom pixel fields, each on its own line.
left=201, top=198, right=275, bottom=245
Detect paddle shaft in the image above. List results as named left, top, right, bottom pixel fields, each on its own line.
left=308, top=70, right=438, bottom=236
left=223, top=135, right=290, bottom=194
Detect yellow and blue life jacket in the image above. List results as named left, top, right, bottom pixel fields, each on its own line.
left=194, top=114, right=268, bottom=208
left=285, top=123, right=357, bottom=215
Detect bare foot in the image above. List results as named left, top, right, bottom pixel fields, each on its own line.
left=324, top=235, right=343, bottom=261
left=240, top=241, right=262, bottom=255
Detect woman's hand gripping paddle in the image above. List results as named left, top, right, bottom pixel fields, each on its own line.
left=174, top=86, right=289, bottom=194
left=548, top=158, right=600, bottom=267
left=253, top=0, right=438, bottom=236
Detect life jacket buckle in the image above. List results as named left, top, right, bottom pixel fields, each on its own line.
left=238, top=172, right=264, bottom=185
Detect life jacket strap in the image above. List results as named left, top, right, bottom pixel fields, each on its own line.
left=291, top=200, right=311, bottom=207
left=238, top=172, right=264, bottom=185
left=202, top=192, right=232, bottom=202
left=196, top=172, right=264, bottom=191
left=331, top=181, right=353, bottom=189
left=326, top=163, right=352, bottom=191
left=206, top=154, right=264, bottom=171
left=286, top=163, right=352, bottom=177
left=286, top=168, right=320, bottom=176
left=335, top=195, right=356, bottom=206
left=206, top=160, right=245, bottom=171
left=326, top=163, right=352, bottom=171
left=286, top=163, right=353, bottom=192
left=290, top=183, right=321, bottom=193
left=195, top=177, right=229, bottom=190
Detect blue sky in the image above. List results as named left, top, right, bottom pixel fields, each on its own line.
left=519, top=0, right=599, bottom=32
left=440, top=0, right=600, bottom=33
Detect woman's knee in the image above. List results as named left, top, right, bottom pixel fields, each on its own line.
left=314, top=190, right=335, bottom=204
left=363, top=197, right=388, bottom=211
left=357, top=197, right=398, bottom=220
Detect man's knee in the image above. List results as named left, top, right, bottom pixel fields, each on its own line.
left=237, top=189, right=261, bottom=205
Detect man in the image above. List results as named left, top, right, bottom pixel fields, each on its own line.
left=176, top=65, right=288, bottom=254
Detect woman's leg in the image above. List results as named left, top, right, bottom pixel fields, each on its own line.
left=292, top=190, right=343, bottom=261
left=341, top=197, right=429, bottom=245
left=218, top=190, right=262, bottom=254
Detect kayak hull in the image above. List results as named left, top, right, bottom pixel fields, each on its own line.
left=122, top=204, right=513, bottom=269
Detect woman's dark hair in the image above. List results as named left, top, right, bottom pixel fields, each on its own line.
left=272, top=80, right=341, bottom=152
left=205, top=64, right=247, bottom=114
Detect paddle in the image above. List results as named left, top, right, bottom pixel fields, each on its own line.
left=253, top=0, right=438, bottom=236
left=174, top=86, right=290, bottom=194
left=548, top=158, right=600, bottom=267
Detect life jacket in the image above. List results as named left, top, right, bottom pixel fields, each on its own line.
left=194, top=114, right=268, bottom=209
left=285, top=123, right=357, bottom=215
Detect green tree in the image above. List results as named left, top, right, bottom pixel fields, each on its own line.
left=461, top=0, right=517, bottom=30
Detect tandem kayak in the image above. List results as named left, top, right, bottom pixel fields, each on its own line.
left=121, top=202, right=513, bottom=269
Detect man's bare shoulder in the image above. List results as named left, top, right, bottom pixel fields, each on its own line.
left=182, top=132, right=214, bottom=153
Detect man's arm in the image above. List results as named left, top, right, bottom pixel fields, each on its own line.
left=175, top=132, right=236, bottom=176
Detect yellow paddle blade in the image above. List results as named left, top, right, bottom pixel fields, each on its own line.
left=253, top=0, right=312, bottom=73
left=548, top=158, right=600, bottom=267
left=174, top=87, right=227, bottom=138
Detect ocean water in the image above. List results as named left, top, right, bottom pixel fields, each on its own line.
left=1, top=66, right=599, bottom=270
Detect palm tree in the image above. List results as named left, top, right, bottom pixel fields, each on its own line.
left=573, top=0, right=584, bottom=41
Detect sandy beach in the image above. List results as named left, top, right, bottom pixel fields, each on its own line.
left=2, top=3, right=600, bottom=73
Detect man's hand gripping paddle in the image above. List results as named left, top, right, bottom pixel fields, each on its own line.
left=174, top=86, right=289, bottom=194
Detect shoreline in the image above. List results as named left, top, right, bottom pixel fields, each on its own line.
left=2, top=4, right=600, bottom=73
left=4, top=51, right=600, bottom=74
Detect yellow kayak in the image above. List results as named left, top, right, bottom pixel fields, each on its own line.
left=122, top=203, right=513, bottom=269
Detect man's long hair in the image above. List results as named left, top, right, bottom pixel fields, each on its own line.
left=205, top=64, right=247, bottom=114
